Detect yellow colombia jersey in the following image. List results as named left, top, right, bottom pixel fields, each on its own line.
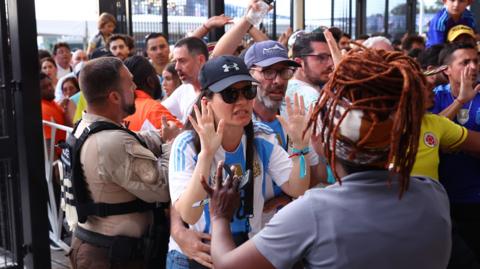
left=412, top=113, right=468, bottom=180
left=73, top=92, right=87, bottom=123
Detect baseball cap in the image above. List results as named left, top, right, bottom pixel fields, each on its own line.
left=199, top=55, right=258, bottom=93
left=244, top=40, right=300, bottom=69
left=447, top=25, right=475, bottom=42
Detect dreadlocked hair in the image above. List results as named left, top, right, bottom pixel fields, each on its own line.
left=306, top=48, right=426, bottom=198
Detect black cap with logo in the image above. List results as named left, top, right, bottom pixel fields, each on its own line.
left=199, top=55, right=258, bottom=93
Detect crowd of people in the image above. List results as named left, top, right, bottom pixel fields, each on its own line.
left=37, top=0, right=480, bottom=268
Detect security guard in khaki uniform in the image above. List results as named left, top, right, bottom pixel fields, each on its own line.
left=65, top=57, right=170, bottom=269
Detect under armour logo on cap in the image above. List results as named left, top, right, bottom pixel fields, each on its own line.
left=199, top=55, right=257, bottom=93
left=222, top=63, right=240, bottom=72
left=262, top=44, right=285, bottom=56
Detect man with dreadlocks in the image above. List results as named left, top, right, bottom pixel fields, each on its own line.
left=201, top=48, right=451, bottom=269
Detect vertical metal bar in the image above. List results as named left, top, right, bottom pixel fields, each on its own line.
left=0, top=0, right=17, bottom=266
left=406, top=0, right=416, bottom=34
left=6, top=0, right=51, bottom=267
left=272, top=0, right=277, bottom=40
left=208, top=0, right=225, bottom=42
left=384, top=0, right=389, bottom=35
left=355, top=0, right=365, bottom=37
left=302, top=0, right=305, bottom=30
left=349, top=0, right=353, bottom=35
left=331, top=0, right=335, bottom=26
left=126, top=0, right=133, bottom=36
left=162, top=0, right=169, bottom=41
left=0, top=0, right=9, bottom=85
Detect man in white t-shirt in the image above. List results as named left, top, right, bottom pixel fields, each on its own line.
left=162, top=37, right=208, bottom=124
left=282, top=31, right=335, bottom=116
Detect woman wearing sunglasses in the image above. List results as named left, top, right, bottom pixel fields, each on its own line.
left=167, top=55, right=312, bottom=269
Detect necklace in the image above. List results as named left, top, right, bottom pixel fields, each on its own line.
left=450, top=92, right=473, bottom=125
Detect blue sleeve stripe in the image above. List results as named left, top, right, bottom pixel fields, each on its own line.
left=174, top=132, right=194, bottom=172
left=253, top=121, right=275, bottom=135
left=436, top=11, right=448, bottom=31
left=203, top=204, right=211, bottom=234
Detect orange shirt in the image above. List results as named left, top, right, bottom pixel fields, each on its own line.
left=41, top=99, right=67, bottom=155
left=124, top=90, right=183, bottom=131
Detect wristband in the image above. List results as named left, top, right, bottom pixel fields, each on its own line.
left=247, top=24, right=254, bottom=33
left=289, top=147, right=310, bottom=179
left=202, top=24, right=211, bottom=31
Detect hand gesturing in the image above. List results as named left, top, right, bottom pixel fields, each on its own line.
left=277, top=93, right=313, bottom=149
left=188, top=100, right=225, bottom=157
left=458, top=65, right=480, bottom=104
left=201, top=161, right=241, bottom=221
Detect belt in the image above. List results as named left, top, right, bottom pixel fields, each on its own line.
left=74, top=226, right=140, bottom=248
left=75, top=226, right=145, bottom=262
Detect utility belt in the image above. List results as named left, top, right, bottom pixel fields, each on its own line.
left=74, top=226, right=145, bottom=263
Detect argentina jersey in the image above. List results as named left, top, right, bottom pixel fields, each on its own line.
left=168, top=124, right=293, bottom=254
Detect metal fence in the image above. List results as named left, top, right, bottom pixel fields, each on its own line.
left=0, top=0, right=51, bottom=268
left=131, top=0, right=208, bottom=50
left=130, top=0, right=292, bottom=52
left=0, top=159, right=21, bottom=269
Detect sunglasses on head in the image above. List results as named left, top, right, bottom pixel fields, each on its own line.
left=216, top=85, right=257, bottom=104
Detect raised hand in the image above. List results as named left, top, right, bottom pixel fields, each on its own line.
left=324, top=29, right=342, bottom=68
left=458, top=65, right=480, bottom=104
left=278, top=27, right=293, bottom=48
left=201, top=161, right=240, bottom=221
left=205, top=14, right=233, bottom=29
left=188, top=100, right=225, bottom=157
left=277, top=93, right=313, bottom=149
left=160, top=115, right=181, bottom=143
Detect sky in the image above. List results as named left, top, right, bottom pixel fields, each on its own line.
left=35, top=0, right=98, bottom=20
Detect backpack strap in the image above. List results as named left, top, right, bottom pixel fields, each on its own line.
left=71, top=121, right=155, bottom=223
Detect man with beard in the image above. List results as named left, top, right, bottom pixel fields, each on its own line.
left=244, top=40, right=326, bottom=226
left=67, top=57, right=170, bottom=269
left=106, top=34, right=132, bottom=61
left=282, top=32, right=334, bottom=116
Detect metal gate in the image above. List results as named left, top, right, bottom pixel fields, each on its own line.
left=0, top=0, right=51, bottom=268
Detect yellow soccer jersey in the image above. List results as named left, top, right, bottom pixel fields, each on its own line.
left=73, top=92, right=87, bottom=123
left=412, top=113, right=467, bottom=180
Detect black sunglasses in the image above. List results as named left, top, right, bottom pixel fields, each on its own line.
left=217, top=85, right=257, bottom=104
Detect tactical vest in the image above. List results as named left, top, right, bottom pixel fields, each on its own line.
left=60, top=121, right=158, bottom=229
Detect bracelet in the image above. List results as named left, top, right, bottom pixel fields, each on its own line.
left=289, top=147, right=310, bottom=179
left=202, top=24, right=211, bottom=31
left=247, top=24, right=254, bottom=33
